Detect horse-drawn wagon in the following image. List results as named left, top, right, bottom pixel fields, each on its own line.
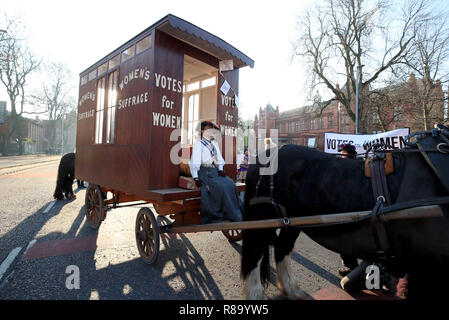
left=75, top=14, right=253, bottom=264
left=75, top=14, right=449, bottom=299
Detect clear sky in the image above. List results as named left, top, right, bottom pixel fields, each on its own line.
left=0, top=0, right=313, bottom=122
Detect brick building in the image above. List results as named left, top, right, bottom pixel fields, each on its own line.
left=0, top=114, right=45, bottom=155
left=254, top=74, right=447, bottom=151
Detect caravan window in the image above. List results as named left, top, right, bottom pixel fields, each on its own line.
left=109, top=54, right=120, bottom=69
left=95, top=77, right=105, bottom=144
left=201, top=77, right=216, bottom=88
left=98, top=62, right=108, bottom=76
left=106, top=71, right=118, bottom=144
left=88, top=69, right=97, bottom=82
left=122, top=45, right=135, bottom=62
left=136, top=35, right=152, bottom=54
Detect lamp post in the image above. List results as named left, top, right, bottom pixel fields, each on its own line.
left=355, top=64, right=364, bottom=135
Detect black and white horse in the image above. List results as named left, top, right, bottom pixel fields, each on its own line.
left=241, top=128, right=449, bottom=300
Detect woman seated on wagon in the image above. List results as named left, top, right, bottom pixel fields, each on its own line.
left=189, top=121, right=243, bottom=224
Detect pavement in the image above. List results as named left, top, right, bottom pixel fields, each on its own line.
left=0, top=154, right=62, bottom=175
left=0, top=153, right=409, bottom=301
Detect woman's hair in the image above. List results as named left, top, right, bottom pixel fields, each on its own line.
left=338, top=143, right=357, bottom=155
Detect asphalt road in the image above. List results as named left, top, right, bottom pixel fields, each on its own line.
left=0, top=160, right=353, bottom=300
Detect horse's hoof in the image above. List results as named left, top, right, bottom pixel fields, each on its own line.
left=286, top=288, right=307, bottom=300
left=244, top=290, right=270, bottom=300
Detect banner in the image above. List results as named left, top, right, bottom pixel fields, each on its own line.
left=324, top=128, right=410, bottom=155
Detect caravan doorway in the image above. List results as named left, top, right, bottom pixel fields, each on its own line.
left=182, top=55, right=218, bottom=146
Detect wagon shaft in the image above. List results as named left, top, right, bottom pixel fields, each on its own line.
left=162, top=204, right=444, bottom=234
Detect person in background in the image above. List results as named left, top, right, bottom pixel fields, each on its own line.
left=189, top=120, right=243, bottom=224
left=338, top=142, right=357, bottom=159
left=239, top=149, right=249, bottom=183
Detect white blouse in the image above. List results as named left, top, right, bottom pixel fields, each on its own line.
left=189, top=138, right=225, bottom=178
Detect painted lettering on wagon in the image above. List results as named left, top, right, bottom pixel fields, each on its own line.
left=118, top=91, right=149, bottom=109
left=221, top=94, right=237, bottom=108
left=119, top=68, right=151, bottom=90
left=221, top=125, right=238, bottom=137
left=152, top=112, right=181, bottom=129
left=78, top=109, right=95, bottom=120
left=79, top=92, right=96, bottom=107
left=154, top=73, right=182, bottom=93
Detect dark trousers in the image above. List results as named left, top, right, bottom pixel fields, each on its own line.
left=341, top=254, right=359, bottom=270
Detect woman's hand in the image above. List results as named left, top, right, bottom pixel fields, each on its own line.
left=194, top=178, right=202, bottom=187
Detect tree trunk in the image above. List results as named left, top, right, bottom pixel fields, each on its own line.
left=422, top=101, right=428, bottom=131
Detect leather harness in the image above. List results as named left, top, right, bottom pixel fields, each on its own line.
left=247, top=126, right=449, bottom=268
left=367, top=144, right=397, bottom=265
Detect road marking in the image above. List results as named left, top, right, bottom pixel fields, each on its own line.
left=43, top=200, right=56, bottom=213
left=0, top=247, right=22, bottom=281
left=23, top=240, right=37, bottom=256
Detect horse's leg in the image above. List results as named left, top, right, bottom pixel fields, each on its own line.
left=241, top=228, right=274, bottom=300
left=274, top=228, right=306, bottom=299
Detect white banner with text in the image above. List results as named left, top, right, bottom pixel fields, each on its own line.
left=324, top=128, right=410, bottom=155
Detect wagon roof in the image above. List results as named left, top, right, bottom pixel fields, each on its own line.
left=81, top=14, right=254, bottom=75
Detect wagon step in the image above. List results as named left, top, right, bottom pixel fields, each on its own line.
left=160, top=204, right=444, bottom=234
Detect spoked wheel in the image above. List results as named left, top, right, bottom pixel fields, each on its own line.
left=135, top=207, right=160, bottom=265
left=85, top=184, right=104, bottom=229
left=222, top=229, right=243, bottom=242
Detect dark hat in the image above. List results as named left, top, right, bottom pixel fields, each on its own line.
left=338, top=143, right=357, bottom=154
left=201, top=120, right=219, bottom=130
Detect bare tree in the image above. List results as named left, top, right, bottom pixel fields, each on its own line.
left=27, top=62, right=76, bottom=152
left=0, top=16, right=40, bottom=155
left=293, top=0, right=430, bottom=133
left=401, top=14, right=449, bottom=131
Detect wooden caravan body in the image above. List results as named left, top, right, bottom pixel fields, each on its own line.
left=75, top=14, right=254, bottom=199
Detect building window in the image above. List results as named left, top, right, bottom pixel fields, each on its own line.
left=295, top=121, right=299, bottom=132
left=136, top=35, right=152, bottom=54
left=340, top=113, right=351, bottom=131
left=319, top=117, right=325, bottom=129
left=310, top=118, right=318, bottom=130
left=95, top=77, right=106, bottom=144
left=393, top=105, right=403, bottom=121
left=328, top=115, right=333, bottom=129
left=106, top=71, right=118, bottom=144
left=308, top=137, right=316, bottom=148
left=289, top=122, right=294, bottom=133
left=300, top=119, right=306, bottom=131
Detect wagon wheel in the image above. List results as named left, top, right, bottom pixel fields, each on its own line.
left=135, top=207, right=160, bottom=265
left=85, top=184, right=104, bottom=229
left=222, top=229, right=243, bottom=242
